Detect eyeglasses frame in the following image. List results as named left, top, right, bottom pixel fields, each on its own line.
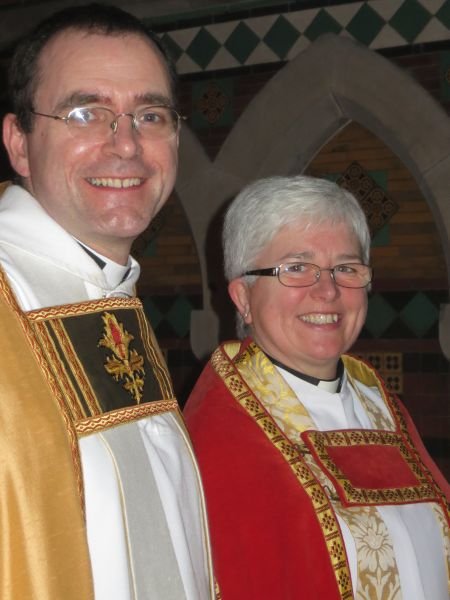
left=243, top=262, right=373, bottom=289
left=30, top=104, right=186, bottom=139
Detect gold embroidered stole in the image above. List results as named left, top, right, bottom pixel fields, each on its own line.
left=0, top=269, right=179, bottom=512
left=212, top=341, right=450, bottom=600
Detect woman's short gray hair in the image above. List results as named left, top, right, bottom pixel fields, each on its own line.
left=223, top=175, right=371, bottom=282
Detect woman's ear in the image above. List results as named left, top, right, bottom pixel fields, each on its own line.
left=228, top=278, right=252, bottom=324
left=2, top=113, right=31, bottom=178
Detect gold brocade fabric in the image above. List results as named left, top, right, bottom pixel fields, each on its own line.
left=7, top=277, right=178, bottom=514
left=0, top=272, right=94, bottom=599
left=0, top=264, right=181, bottom=599
left=225, top=342, right=450, bottom=600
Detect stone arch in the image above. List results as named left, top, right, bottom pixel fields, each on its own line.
left=176, top=33, right=450, bottom=359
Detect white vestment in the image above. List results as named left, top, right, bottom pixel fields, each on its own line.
left=0, top=185, right=214, bottom=599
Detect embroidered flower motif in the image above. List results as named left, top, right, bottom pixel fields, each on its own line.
left=98, top=312, right=145, bottom=403
left=358, top=577, right=401, bottom=600
left=352, top=513, right=394, bottom=573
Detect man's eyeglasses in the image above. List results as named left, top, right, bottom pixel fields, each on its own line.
left=243, top=262, right=373, bottom=289
left=31, top=105, right=185, bottom=141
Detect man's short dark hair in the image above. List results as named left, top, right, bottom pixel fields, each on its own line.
left=8, top=2, right=178, bottom=133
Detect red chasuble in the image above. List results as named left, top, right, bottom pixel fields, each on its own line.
left=184, top=339, right=449, bottom=600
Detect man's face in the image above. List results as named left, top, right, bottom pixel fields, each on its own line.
left=4, top=30, right=178, bottom=263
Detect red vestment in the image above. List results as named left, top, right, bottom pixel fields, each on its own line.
left=184, top=339, right=450, bottom=600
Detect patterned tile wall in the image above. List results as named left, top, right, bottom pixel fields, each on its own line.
left=362, top=290, right=446, bottom=340
left=356, top=352, right=403, bottom=393
left=148, top=0, right=450, bottom=75
left=143, top=294, right=203, bottom=340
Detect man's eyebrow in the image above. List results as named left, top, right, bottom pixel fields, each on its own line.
left=54, top=93, right=105, bottom=112
left=54, top=91, right=174, bottom=113
left=138, top=92, right=174, bottom=106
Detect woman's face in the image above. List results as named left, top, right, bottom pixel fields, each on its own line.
left=228, top=221, right=368, bottom=379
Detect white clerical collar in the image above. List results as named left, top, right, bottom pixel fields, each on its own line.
left=76, top=241, right=131, bottom=288
left=317, top=378, right=341, bottom=393
left=268, top=354, right=343, bottom=394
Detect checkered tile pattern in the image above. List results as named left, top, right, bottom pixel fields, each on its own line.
left=147, top=0, right=450, bottom=74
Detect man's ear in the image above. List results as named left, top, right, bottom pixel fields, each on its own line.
left=2, top=113, right=31, bottom=177
left=228, top=278, right=252, bottom=324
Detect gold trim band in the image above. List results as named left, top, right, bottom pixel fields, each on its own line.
left=75, top=399, right=179, bottom=436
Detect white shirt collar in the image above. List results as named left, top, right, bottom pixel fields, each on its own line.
left=76, top=240, right=132, bottom=288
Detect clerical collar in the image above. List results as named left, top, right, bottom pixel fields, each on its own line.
left=78, top=242, right=106, bottom=269
left=267, top=354, right=344, bottom=393
left=77, top=241, right=131, bottom=287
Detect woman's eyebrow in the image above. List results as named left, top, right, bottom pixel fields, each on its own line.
left=279, top=251, right=363, bottom=263
left=335, top=253, right=363, bottom=262
left=280, top=252, right=313, bottom=261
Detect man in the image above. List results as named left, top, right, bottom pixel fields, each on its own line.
left=0, top=4, right=214, bottom=599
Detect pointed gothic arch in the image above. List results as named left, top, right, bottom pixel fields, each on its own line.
left=176, top=34, right=450, bottom=358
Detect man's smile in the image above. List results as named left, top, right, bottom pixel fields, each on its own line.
left=86, top=177, right=144, bottom=188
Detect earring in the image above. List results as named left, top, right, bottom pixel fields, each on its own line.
left=243, top=309, right=249, bottom=319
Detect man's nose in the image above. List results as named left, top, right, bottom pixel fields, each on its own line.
left=104, top=114, right=141, bottom=158
left=110, top=113, right=137, bottom=134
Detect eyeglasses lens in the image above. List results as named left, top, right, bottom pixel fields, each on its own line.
left=279, top=263, right=371, bottom=288
left=66, top=106, right=179, bottom=140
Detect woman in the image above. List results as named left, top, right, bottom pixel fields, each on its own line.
left=184, top=176, right=450, bottom=600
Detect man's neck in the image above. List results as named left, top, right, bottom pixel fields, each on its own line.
left=75, top=237, right=131, bottom=266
